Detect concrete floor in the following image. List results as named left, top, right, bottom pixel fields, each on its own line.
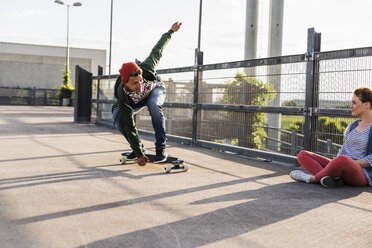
left=0, top=105, right=371, bottom=248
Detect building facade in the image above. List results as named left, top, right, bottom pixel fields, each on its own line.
left=0, top=42, right=106, bottom=89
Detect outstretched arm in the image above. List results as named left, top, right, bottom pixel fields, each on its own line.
left=140, top=22, right=182, bottom=75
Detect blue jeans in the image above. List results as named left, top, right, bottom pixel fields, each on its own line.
left=112, top=86, right=167, bottom=151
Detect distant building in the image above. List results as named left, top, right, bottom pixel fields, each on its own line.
left=0, top=42, right=106, bottom=89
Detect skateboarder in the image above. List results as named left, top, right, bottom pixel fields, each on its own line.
left=112, top=22, right=182, bottom=166
left=290, top=87, right=372, bottom=188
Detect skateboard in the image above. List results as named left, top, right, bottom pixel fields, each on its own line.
left=119, top=152, right=188, bottom=173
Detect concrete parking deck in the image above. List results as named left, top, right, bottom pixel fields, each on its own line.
left=0, top=105, right=371, bottom=248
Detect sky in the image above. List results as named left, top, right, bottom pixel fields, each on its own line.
left=1, top=0, right=372, bottom=75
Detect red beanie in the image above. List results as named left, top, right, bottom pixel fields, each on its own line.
left=119, top=62, right=142, bottom=83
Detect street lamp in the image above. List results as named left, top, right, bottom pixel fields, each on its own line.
left=109, top=0, right=113, bottom=75
left=54, top=0, right=82, bottom=70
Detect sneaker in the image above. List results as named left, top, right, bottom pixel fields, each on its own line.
left=124, top=145, right=147, bottom=160
left=153, top=150, right=168, bottom=163
left=320, top=176, right=344, bottom=188
left=290, top=170, right=311, bottom=183
left=126, top=151, right=137, bottom=160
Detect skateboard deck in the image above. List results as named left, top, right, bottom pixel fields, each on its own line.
left=119, top=152, right=188, bottom=173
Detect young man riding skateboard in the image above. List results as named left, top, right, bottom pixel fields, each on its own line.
left=112, top=22, right=182, bottom=166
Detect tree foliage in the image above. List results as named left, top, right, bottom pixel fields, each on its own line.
left=280, top=117, right=350, bottom=155
left=221, top=72, right=276, bottom=149
left=57, top=65, right=75, bottom=102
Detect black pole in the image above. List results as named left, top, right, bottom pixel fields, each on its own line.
left=192, top=0, right=204, bottom=145
left=197, top=0, right=203, bottom=50
left=109, top=0, right=113, bottom=75
left=303, top=28, right=321, bottom=151
left=97, top=65, right=103, bottom=121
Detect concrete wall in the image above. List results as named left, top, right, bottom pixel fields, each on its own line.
left=0, top=42, right=106, bottom=89
left=0, top=53, right=91, bottom=88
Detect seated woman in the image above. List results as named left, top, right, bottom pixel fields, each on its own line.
left=290, top=87, right=372, bottom=188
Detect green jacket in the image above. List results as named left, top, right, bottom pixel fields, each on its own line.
left=112, top=29, right=174, bottom=158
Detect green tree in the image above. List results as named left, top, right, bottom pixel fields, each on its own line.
left=283, top=100, right=298, bottom=107
left=281, top=117, right=350, bottom=155
left=221, top=72, right=276, bottom=149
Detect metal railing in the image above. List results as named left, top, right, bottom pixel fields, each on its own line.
left=90, top=28, right=372, bottom=165
left=0, top=86, right=66, bottom=106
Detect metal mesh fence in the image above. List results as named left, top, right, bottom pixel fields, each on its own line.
left=91, top=46, right=372, bottom=164
left=136, top=107, right=193, bottom=138
left=136, top=73, right=194, bottom=137
left=91, top=78, right=116, bottom=125
left=191, top=62, right=307, bottom=155
left=0, top=87, right=61, bottom=105
left=198, top=63, right=307, bottom=106
left=130, top=61, right=308, bottom=156
left=161, top=72, right=194, bottom=104
left=316, top=56, right=372, bottom=109
left=313, top=54, right=372, bottom=157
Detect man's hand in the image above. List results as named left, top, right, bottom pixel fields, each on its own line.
left=137, top=156, right=149, bottom=166
left=171, top=22, right=182, bottom=32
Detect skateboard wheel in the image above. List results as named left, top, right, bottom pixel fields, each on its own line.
left=182, top=164, right=189, bottom=172
left=119, top=156, right=127, bottom=165
left=163, top=165, right=172, bottom=173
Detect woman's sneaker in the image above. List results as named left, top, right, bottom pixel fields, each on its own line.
left=290, top=170, right=312, bottom=183
left=320, top=176, right=344, bottom=188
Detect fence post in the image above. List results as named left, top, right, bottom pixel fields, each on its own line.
left=167, top=78, right=175, bottom=134
left=32, top=87, right=36, bottom=105
left=44, top=89, right=48, bottom=105
left=96, top=65, right=103, bottom=123
left=27, top=87, right=35, bottom=105
left=303, top=27, right=321, bottom=151
left=326, top=139, right=333, bottom=155
left=192, top=49, right=203, bottom=145
left=191, top=0, right=204, bottom=146
left=290, top=129, right=297, bottom=155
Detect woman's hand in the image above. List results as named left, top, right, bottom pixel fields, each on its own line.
left=355, top=158, right=370, bottom=168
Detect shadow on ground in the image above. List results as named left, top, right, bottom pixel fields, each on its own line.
left=76, top=182, right=368, bottom=248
